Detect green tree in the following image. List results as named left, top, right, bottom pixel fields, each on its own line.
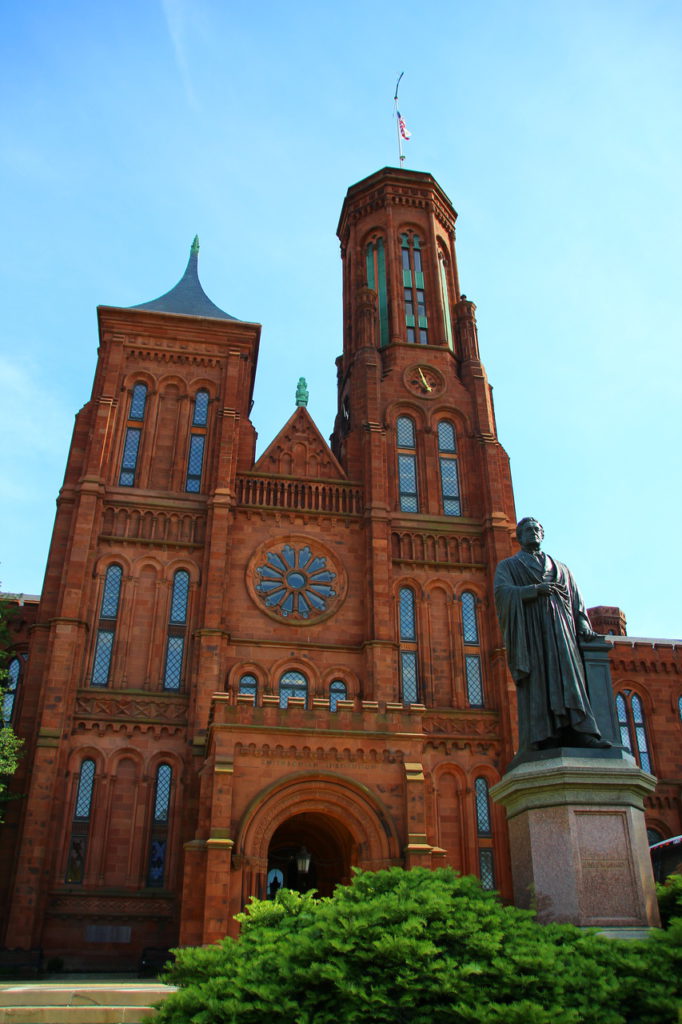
left=0, top=593, right=23, bottom=819
left=156, top=868, right=681, bottom=1024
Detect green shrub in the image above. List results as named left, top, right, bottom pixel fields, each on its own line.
left=156, top=868, right=681, bottom=1024
left=656, top=873, right=682, bottom=928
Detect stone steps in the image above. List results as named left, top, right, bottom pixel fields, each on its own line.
left=0, top=984, right=174, bottom=1023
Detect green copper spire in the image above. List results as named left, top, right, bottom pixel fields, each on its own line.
left=191, top=235, right=200, bottom=255
left=295, top=377, right=309, bottom=407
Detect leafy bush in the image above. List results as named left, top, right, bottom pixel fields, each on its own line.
left=657, top=873, right=682, bottom=928
left=156, top=868, right=681, bottom=1024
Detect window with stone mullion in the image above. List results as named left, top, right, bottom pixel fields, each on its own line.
left=147, top=763, right=172, bottom=887
left=399, top=587, right=419, bottom=704
left=91, top=565, right=122, bottom=687
left=396, top=415, right=419, bottom=513
left=65, top=759, right=96, bottom=884
left=401, top=234, right=428, bottom=344
left=185, top=390, right=209, bottom=493
left=119, top=383, right=147, bottom=487
left=163, top=571, right=189, bottom=691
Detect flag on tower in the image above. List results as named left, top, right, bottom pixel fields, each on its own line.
left=397, top=111, right=411, bottom=141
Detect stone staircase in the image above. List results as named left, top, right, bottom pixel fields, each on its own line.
left=0, top=983, right=174, bottom=1023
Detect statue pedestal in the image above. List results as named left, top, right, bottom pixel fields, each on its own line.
left=491, top=754, right=660, bottom=932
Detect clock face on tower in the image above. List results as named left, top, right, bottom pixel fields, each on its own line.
left=405, top=364, right=444, bottom=398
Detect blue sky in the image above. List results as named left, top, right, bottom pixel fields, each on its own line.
left=1, top=0, right=680, bottom=638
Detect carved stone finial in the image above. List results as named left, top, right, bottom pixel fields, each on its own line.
left=191, top=235, right=200, bottom=255
left=295, top=377, right=309, bottom=407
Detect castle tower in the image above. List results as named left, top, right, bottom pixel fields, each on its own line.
left=2, top=170, right=523, bottom=967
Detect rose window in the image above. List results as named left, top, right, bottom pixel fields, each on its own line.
left=255, top=544, right=337, bottom=619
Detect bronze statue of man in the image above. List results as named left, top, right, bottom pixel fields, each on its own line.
left=494, top=518, right=610, bottom=753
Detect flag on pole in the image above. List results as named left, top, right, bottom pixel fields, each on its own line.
left=397, top=111, right=411, bottom=140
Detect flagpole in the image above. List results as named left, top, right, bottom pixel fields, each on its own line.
left=394, top=72, right=405, bottom=165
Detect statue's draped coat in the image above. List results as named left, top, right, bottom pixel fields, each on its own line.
left=494, top=551, right=600, bottom=748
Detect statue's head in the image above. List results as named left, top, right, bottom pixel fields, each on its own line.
left=516, top=517, right=544, bottom=544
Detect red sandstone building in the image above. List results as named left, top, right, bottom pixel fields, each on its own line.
left=1, top=168, right=680, bottom=968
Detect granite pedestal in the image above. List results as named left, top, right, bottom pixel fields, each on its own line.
left=491, top=753, right=660, bottom=932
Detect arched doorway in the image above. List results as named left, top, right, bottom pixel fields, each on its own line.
left=236, top=772, right=401, bottom=909
left=266, top=811, right=355, bottom=898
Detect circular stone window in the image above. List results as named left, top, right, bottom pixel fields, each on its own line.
left=247, top=537, right=347, bottom=625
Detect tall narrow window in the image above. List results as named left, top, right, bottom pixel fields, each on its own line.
left=3, top=656, right=21, bottom=724
left=438, top=249, right=454, bottom=351
left=399, top=587, right=419, bottom=704
left=186, top=390, right=209, bottom=493
left=461, top=591, right=484, bottom=707
left=91, top=564, right=122, bottom=687
left=438, top=421, right=461, bottom=516
left=65, top=759, right=96, bottom=884
left=616, top=692, right=652, bottom=772
left=401, top=234, right=428, bottom=344
left=279, top=670, right=308, bottom=709
left=119, top=383, right=147, bottom=486
left=475, top=777, right=495, bottom=890
left=238, top=673, right=258, bottom=704
left=396, top=415, right=419, bottom=513
left=330, top=680, right=347, bottom=711
left=366, top=238, right=389, bottom=348
left=147, top=763, right=172, bottom=887
left=163, top=570, right=189, bottom=691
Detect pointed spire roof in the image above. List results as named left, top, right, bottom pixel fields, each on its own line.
left=132, top=236, right=238, bottom=320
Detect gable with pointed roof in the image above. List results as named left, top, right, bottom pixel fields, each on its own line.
left=254, top=406, right=347, bottom=480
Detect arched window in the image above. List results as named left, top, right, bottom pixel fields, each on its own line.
left=474, top=777, right=495, bottom=890
left=365, top=237, right=389, bottom=348
left=279, top=670, right=308, bottom=709
left=678, top=695, right=682, bottom=722
left=119, top=383, right=147, bottom=486
left=647, top=827, right=664, bottom=847
left=147, top=763, right=172, bottom=887
left=65, top=759, right=96, bottom=884
left=401, top=233, right=428, bottom=344
left=163, top=570, right=189, bottom=691
left=438, top=248, right=454, bottom=351
left=437, top=421, right=461, bottom=516
left=399, top=587, right=419, bottom=704
left=238, top=673, right=258, bottom=704
left=396, top=415, right=419, bottom=513
left=91, top=564, right=122, bottom=687
left=616, top=692, right=652, bottom=772
left=186, top=390, right=209, bottom=493
left=461, top=591, right=484, bottom=707
left=329, top=680, right=347, bottom=712
left=3, top=656, right=21, bottom=724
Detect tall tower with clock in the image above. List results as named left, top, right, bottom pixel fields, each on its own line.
left=1, top=167, right=523, bottom=966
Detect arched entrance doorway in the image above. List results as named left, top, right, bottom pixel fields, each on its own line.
left=236, top=772, right=401, bottom=910
left=267, top=811, right=355, bottom=898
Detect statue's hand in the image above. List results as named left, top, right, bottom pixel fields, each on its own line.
left=536, top=582, right=555, bottom=596
left=578, top=627, right=599, bottom=642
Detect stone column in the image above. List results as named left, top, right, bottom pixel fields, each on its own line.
left=491, top=755, right=660, bottom=936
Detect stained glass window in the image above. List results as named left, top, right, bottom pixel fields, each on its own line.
left=119, top=427, right=141, bottom=486
left=400, top=651, right=419, bottom=704
left=101, top=564, right=122, bottom=619
left=475, top=778, right=492, bottom=836
left=74, top=759, right=96, bottom=819
left=3, top=657, right=20, bottom=723
left=479, top=849, right=495, bottom=890
left=255, top=544, right=337, bottom=620
left=170, top=570, right=190, bottom=624
left=193, top=390, right=209, bottom=427
left=330, top=680, right=347, bottom=711
left=366, top=238, right=389, bottom=348
left=399, top=587, right=416, bottom=640
left=129, top=383, right=148, bottom=421
left=239, top=674, right=258, bottom=703
left=438, top=420, right=461, bottom=516
left=617, top=692, right=652, bottom=772
left=461, top=592, right=479, bottom=645
left=401, top=234, right=428, bottom=344
left=279, top=671, right=308, bottom=709
left=466, top=655, right=484, bottom=707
